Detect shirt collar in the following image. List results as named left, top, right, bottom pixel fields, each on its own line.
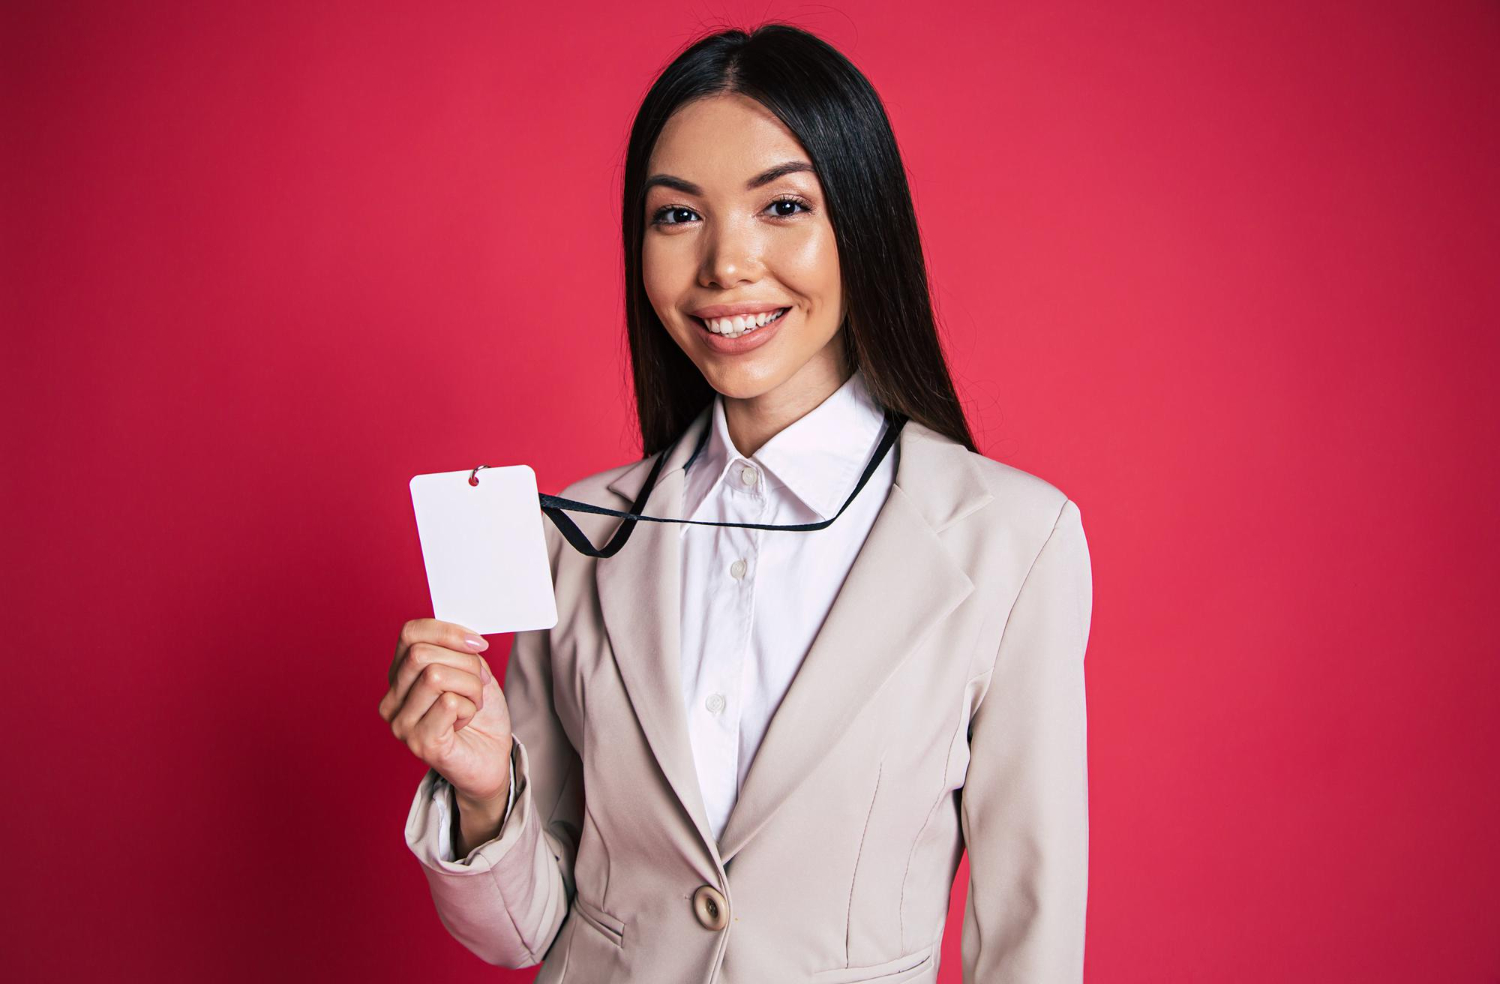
left=685, top=368, right=890, bottom=522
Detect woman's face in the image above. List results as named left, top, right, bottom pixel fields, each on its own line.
left=642, top=92, right=846, bottom=402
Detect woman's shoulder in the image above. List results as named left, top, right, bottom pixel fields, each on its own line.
left=909, top=419, right=1081, bottom=538
left=555, top=456, right=641, bottom=503
left=533, top=455, right=646, bottom=577
left=955, top=448, right=1091, bottom=590
left=535, top=452, right=658, bottom=555
left=954, top=441, right=1086, bottom=543
left=969, top=451, right=1077, bottom=523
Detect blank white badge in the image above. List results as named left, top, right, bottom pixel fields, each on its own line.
left=409, top=464, right=559, bottom=635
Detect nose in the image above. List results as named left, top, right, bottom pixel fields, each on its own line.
left=698, top=216, right=762, bottom=289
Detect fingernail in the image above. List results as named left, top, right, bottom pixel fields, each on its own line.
left=463, top=634, right=488, bottom=652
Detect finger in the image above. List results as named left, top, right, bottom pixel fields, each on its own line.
left=410, top=692, right=477, bottom=756
left=375, top=651, right=486, bottom=726
left=390, top=618, right=489, bottom=687
left=390, top=661, right=485, bottom=738
left=388, top=641, right=486, bottom=714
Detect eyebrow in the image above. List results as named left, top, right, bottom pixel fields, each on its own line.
left=643, top=160, right=817, bottom=197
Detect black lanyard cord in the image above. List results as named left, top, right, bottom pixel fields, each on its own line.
left=537, top=409, right=908, bottom=559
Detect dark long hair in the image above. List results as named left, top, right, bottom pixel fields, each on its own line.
left=622, top=23, right=977, bottom=457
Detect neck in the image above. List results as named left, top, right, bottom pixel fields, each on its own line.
left=723, top=358, right=852, bottom=459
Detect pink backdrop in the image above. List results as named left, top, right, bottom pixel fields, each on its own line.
left=4, top=1, right=1496, bottom=980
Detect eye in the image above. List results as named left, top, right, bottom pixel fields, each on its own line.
left=648, top=195, right=814, bottom=227
left=765, top=195, right=812, bottom=218
left=650, top=205, right=700, bottom=226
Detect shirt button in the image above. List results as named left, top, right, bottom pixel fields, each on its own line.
left=739, top=464, right=757, bottom=486
left=706, top=693, right=726, bottom=713
left=729, top=558, right=747, bottom=579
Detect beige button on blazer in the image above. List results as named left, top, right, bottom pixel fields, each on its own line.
left=404, top=403, right=1094, bottom=983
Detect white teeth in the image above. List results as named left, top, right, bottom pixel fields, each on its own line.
left=703, top=308, right=787, bottom=337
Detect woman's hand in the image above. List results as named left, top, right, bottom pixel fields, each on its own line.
left=379, top=618, right=513, bottom=806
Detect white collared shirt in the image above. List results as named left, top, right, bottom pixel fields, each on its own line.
left=676, top=368, right=895, bottom=841
left=433, top=368, right=896, bottom=856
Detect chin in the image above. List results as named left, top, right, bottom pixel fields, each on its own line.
left=699, top=361, right=789, bottom=400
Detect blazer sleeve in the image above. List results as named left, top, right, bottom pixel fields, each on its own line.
left=402, top=527, right=585, bottom=968
left=428, top=755, right=516, bottom=863
left=960, top=497, right=1094, bottom=983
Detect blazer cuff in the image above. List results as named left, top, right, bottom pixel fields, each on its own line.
left=404, top=738, right=537, bottom=875
left=428, top=749, right=517, bottom=863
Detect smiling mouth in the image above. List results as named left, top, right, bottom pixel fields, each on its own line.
left=691, top=307, right=790, bottom=339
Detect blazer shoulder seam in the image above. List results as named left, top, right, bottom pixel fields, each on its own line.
left=979, top=497, right=1074, bottom=683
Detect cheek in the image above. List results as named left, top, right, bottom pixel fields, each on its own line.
left=771, top=225, right=841, bottom=297
left=641, top=238, right=669, bottom=300
left=642, top=237, right=702, bottom=309
left=641, top=240, right=696, bottom=345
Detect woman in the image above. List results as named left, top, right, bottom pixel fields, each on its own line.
left=379, top=23, right=1093, bottom=983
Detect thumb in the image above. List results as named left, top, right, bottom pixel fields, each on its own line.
left=478, top=655, right=495, bottom=684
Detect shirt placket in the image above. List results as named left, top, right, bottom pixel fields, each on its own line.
left=700, top=457, right=765, bottom=830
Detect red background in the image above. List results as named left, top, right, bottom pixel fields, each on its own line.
left=4, top=1, right=1497, bottom=980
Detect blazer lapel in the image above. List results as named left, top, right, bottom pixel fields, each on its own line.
left=715, top=418, right=992, bottom=863
left=596, top=405, right=721, bottom=858
left=598, top=409, right=994, bottom=867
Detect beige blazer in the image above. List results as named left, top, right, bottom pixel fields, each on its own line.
left=404, top=404, right=1094, bottom=983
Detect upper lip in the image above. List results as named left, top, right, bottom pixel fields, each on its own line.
left=688, top=302, right=791, bottom=320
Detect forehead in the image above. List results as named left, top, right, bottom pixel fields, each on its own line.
left=646, top=92, right=812, bottom=184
